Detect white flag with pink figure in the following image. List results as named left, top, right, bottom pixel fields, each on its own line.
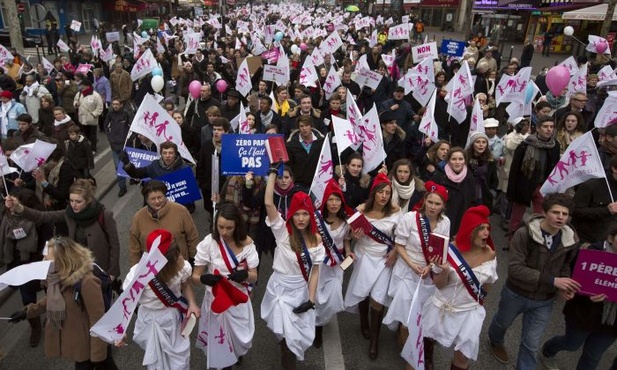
left=235, top=59, right=252, bottom=97
left=445, top=61, right=474, bottom=124
left=469, top=97, right=484, bottom=133
left=559, top=56, right=579, bottom=77
left=237, top=104, right=251, bottom=134
left=587, top=35, right=611, bottom=55
left=196, top=310, right=238, bottom=369
left=299, top=58, right=318, bottom=88
left=90, top=35, right=102, bottom=56
left=346, top=91, right=363, bottom=150
left=400, top=57, right=435, bottom=107
left=10, top=140, right=57, bottom=173
left=568, top=63, right=587, bottom=97
left=401, top=281, right=425, bottom=370
left=0, top=44, right=13, bottom=61
left=360, top=105, right=387, bottom=174
left=332, top=116, right=360, bottom=158
left=100, top=44, right=114, bottom=63
left=540, top=132, right=605, bottom=196
left=495, top=67, right=531, bottom=105
left=321, top=30, right=343, bottom=55
left=128, top=94, right=196, bottom=163
left=91, top=239, right=168, bottom=344
left=419, top=90, right=440, bottom=143
left=594, top=91, right=617, bottom=128
left=323, top=66, right=341, bottom=99
left=388, top=23, right=411, bottom=40
left=309, top=135, right=333, bottom=209
left=310, top=47, right=325, bottom=67
left=56, top=39, right=70, bottom=53
left=130, top=48, right=157, bottom=81
left=42, top=57, right=56, bottom=73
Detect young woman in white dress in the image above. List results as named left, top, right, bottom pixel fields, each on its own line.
left=344, top=173, right=402, bottom=360
left=261, top=165, right=324, bottom=370
left=383, top=181, right=451, bottom=370
left=422, top=205, right=498, bottom=370
left=118, top=229, right=201, bottom=370
left=192, top=203, right=259, bottom=370
left=313, top=179, right=351, bottom=348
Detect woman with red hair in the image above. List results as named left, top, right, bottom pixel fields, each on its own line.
left=421, top=205, right=498, bottom=370
left=261, top=163, right=325, bottom=370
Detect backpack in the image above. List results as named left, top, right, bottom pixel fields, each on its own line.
left=74, top=263, right=113, bottom=312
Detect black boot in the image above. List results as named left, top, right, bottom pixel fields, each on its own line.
left=28, top=318, right=41, bottom=348
left=369, top=308, right=384, bottom=360
left=280, top=340, right=297, bottom=370
left=313, top=326, right=323, bottom=349
left=358, top=297, right=370, bottom=339
left=424, top=337, right=436, bottom=370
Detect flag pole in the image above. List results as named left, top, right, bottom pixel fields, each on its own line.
left=1, top=175, right=8, bottom=197
left=590, top=128, right=615, bottom=202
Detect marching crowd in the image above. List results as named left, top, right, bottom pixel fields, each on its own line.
left=0, top=2, right=617, bottom=370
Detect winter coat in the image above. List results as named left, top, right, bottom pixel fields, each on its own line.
left=129, top=201, right=199, bottom=265
left=0, top=100, right=26, bottom=137
left=66, top=135, right=94, bottom=170
left=12, top=126, right=47, bottom=146
left=432, top=169, right=477, bottom=236
left=57, top=81, right=79, bottom=114
left=74, top=91, right=104, bottom=126
left=507, top=214, right=579, bottom=300
left=38, top=106, right=55, bottom=137
left=26, top=269, right=108, bottom=363
left=109, top=69, right=132, bottom=102
left=19, top=206, right=121, bottom=277
left=123, top=154, right=188, bottom=179
left=286, top=128, right=326, bottom=191
left=94, top=76, right=111, bottom=104
left=104, top=109, right=132, bottom=152
left=19, top=84, right=51, bottom=124
left=572, top=175, right=617, bottom=243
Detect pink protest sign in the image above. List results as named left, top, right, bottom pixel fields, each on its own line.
left=572, top=249, right=617, bottom=302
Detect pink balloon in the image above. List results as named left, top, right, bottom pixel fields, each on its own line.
left=300, top=42, right=308, bottom=51
left=189, top=80, right=202, bottom=99
left=545, top=66, right=570, bottom=97
left=596, top=40, right=608, bottom=54
left=215, top=79, right=228, bottom=93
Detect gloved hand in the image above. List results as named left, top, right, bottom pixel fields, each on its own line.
left=228, top=270, right=249, bottom=283
left=9, top=309, right=26, bottom=323
left=200, top=273, right=223, bottom=286
left=293, top=300, right=315, bottom=314
left=119, top=150, right=130, bottom=166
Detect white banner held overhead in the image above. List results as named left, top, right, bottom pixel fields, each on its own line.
left=130, top=48, right=156, bottom=81
left=411, top=42, right=438, bottom=63
left=309, top=135, right=333, bottom=209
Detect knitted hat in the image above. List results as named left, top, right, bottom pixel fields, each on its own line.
left=424, top=180, right=448, bottom=202
left=286, top=191, right=317, bottom=235
left=146, top=229, right=173, bottom=255
left=466, top=131, right=490, bottom=150
left=0, top=91, right=12, bottom=99
left=320, top=179, right=354, bottom=216
left=370, top=173, right=392, bottom=193
left=210, top=269, right=249, bottom=314
left=455, top=205, right=494, bottom=252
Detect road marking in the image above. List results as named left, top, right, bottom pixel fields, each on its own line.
left=323, top=316, right=345, bottom=370
left=94, top=147, right=111, bottom=162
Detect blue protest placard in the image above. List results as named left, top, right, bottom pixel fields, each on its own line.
left=154, top=166, right=202, bottom=205
left=116, top=147, right=159, bottom=179
left=220, top=134, right=272, bottom=176
left=440, top=40, right=466, bottom=57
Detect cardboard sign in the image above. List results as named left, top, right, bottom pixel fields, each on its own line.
left=70, top=20, right=82, bottom=32
left=116, top=147, right=159, bottom=179
left=221, top=134, right=272, bottom=176
left=572, top=249, right=617, bottom=302
left=154, top=167, right=202, bottom=205
left=411, top=42, right=438, bottom=63
left=440, top=39, right=466, bottom=57
left=106, top=31, right=120, bottom=42
left=235, top=56, right=262, bottom=75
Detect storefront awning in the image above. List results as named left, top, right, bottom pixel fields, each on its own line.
left=563, top=3, right=617, bottom=20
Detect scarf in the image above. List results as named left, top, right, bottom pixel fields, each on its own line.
left=54, top=115, right=72, bottom=127
left=260, top=110, right=273, bottom=127
left=275, top=181, right=295, bottom=197
left=66, top=201, right=103, bottom=227
left=521, top=134, right=556, bottom=179
left=545, top=91, right=565, bottom=109
left=46, top=263, right=66, bottom=330
left=444, top=163, right=468, bottom=183
left=391, top=178, right=415, bottom=209
left=23, top=81, right=40, bottom=97
left=278, top=99, right=291, bottom=117
left=81, top=85, right=93, bottom=96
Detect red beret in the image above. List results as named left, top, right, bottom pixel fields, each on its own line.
left=146, top=229, right=173, bottom=255
left=370, top=173, right=392, bottom=193
left=286, top=191, right=317, bottom=235
left=425, top=180, right=449, bottom=202
left=0, top=91, right=13, bottom=99
left=455, top=205, right=494, bottom=252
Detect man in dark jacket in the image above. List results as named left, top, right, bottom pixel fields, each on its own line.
left=488, top=193, right=581, bottom=369
left=185, top=83, right=221, bottom=129
left=104, top=98, right=132, bottom=197
left=379, top=85, right=415, bottom=132
left=220, top=88, right=241, bottom=122
left=13, top=114, right=47, bottom=145
left=554, top=92, right=594, bottom=131
left=507, top=117, right=560, bottom=239
left=286, top=114, right=325, bottom=193
left=571, top=155, right=617, bottom=243
left=282, top=95, right=322, bottom=138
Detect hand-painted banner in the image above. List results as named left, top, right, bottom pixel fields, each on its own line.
left=220, top=134, right=271, bottom=176
left=572, top=249, right=617, bottom=302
